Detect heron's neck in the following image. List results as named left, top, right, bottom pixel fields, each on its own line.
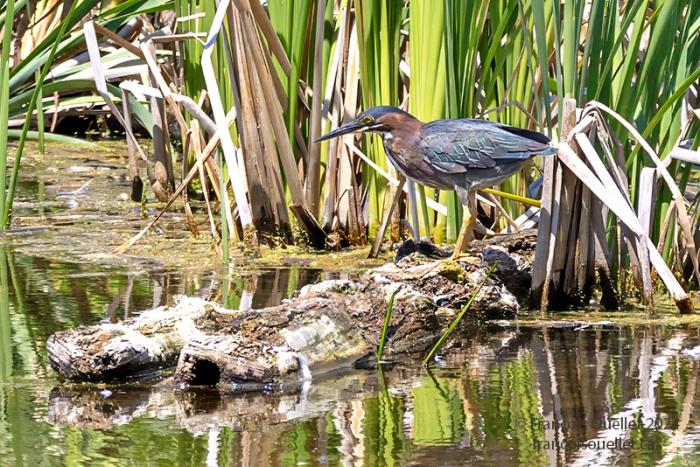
left=383, top=117, right=423, bottom=146
left=380, top=118, right=423, bottom=163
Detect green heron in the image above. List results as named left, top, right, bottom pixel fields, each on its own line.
left=317, top=106, right=556, bottom=256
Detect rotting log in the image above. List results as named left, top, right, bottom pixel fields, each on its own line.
left=48, top=236, right=534, bottom=389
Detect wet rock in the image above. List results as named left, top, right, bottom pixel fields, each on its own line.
left=394, top=238, right=450, bottom=262
left=482, top=245, right=531, bottom=301
left=298, top=279, right=360, bottom=297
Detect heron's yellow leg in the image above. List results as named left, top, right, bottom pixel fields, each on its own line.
left=451, top=191, right=477, bottom=259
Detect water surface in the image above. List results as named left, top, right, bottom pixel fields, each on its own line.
left=3, top=246, right=700, bottom=466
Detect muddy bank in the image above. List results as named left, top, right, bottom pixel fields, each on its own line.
left=47, top=234, right=535, bottom=389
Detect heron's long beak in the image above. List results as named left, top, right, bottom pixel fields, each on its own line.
left=315, top=121, right=366, bottom=142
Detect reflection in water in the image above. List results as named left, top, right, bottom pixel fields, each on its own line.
left=2, top=246, right=700, bottom=465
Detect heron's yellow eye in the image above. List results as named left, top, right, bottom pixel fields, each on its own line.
left=362, top=116, right=373, bottom=124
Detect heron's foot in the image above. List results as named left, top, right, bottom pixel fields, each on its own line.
left=449, top=249, right=469, bottom=261
left=452, top=225, right=475, bottom=258
left=394, top=238, right=450, bottom=263
left=450, top=235, right=475, bottom=260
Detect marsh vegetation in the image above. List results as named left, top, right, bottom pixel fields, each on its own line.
left=0, top=0, right=698, bottom=311
left=1, top=1, right=700, bottom=464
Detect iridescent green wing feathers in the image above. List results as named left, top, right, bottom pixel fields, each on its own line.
left=420, top=119, right=554, bottom=174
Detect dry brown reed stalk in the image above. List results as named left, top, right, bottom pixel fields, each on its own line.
left=368, top=177, right=406, bottom=258
left=229, top=10, right=279, bottom=233
left=230, top=0, right=326, bottom=246
left=200, top=0, right=257, bottom=249
left=120, top=87, right=142, bottom=202
left=531, top=98, right=694, bottom=314
left=180, top=130, right=198, bottom=237
left=17, top=0, right=64, bottom=61
left=320, top=3, right=351, bottom=233
left=190, top=121, right=221, bottom=246
left=113, top=110, right=238, bottom=255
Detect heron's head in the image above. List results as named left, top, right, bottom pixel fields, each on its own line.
left=315, top=106, right=417, bottom=142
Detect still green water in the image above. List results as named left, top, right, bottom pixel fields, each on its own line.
left=2, top=246, right=700, bottom=466
left=3, top=142, right=700, bottom=466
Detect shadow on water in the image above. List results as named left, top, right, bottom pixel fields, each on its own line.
left=2, top=245, right=700, bottom=465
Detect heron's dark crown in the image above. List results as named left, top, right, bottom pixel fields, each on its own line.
left=314, top=106, right=420, bottom=142
left=358, top=106, right=416, bottom=122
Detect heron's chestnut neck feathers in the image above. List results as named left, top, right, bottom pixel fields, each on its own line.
left=379, top=112, right=423, bottom=148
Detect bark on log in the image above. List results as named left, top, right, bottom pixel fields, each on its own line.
left=46, top=300, right=230, bottom=381
left=47, top=236, right=535, bottom=389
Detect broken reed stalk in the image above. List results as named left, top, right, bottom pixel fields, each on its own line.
left=148, top=79, right=174, bottom=201
left=369, top=177, right=406, bottom=258
left=230, top=10, right=278, bottom=232
left=233, top=0, right=326, bottom=246
left=531, top=99, right=694, bottom=313
left=119, top=81, right=217, bottom=135
left=113, top=110, right=237, bottom=255
left=320, top=4, right=350, bottom=232
left=557, top=141, right=693, bottom=312
left=180, top=132, right=198, bottom=237
left=584, top=101, right=700, bottom=286
left=376, top=287, right=400, bottom=362
left=120, top=87, right=142, bottom=202
left=190, top=122, right=221, bottom=243
left=334, top=21, right=360, bottom=232
left=423, top=264, right=497, bottom=366
left=201, top=0, right=257, bottom=248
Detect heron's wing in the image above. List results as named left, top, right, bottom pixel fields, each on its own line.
left=420, top=119, right=554, bottom=174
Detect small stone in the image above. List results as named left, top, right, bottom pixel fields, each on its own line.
left=117, top=193, right=129, bottom=201
left=298, top=279, right=359, bottom=297
left=276, top=351, right=300, bottom=374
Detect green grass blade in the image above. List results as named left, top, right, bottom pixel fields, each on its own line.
left=377, top=287, right=399, bottom=362
left=424, top=264, right=496, bottom=365
left=2, top=0, right=82, bottom=226
left=0, top=0, right=17, bottom=229
left=6, top=130, right=100, bottom=147
left=531, top=0, right=553, bottom=133
left=35, top=71, right=44, bottom=155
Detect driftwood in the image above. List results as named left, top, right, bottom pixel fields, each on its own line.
left=47, top=235, right=535, bottom=389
